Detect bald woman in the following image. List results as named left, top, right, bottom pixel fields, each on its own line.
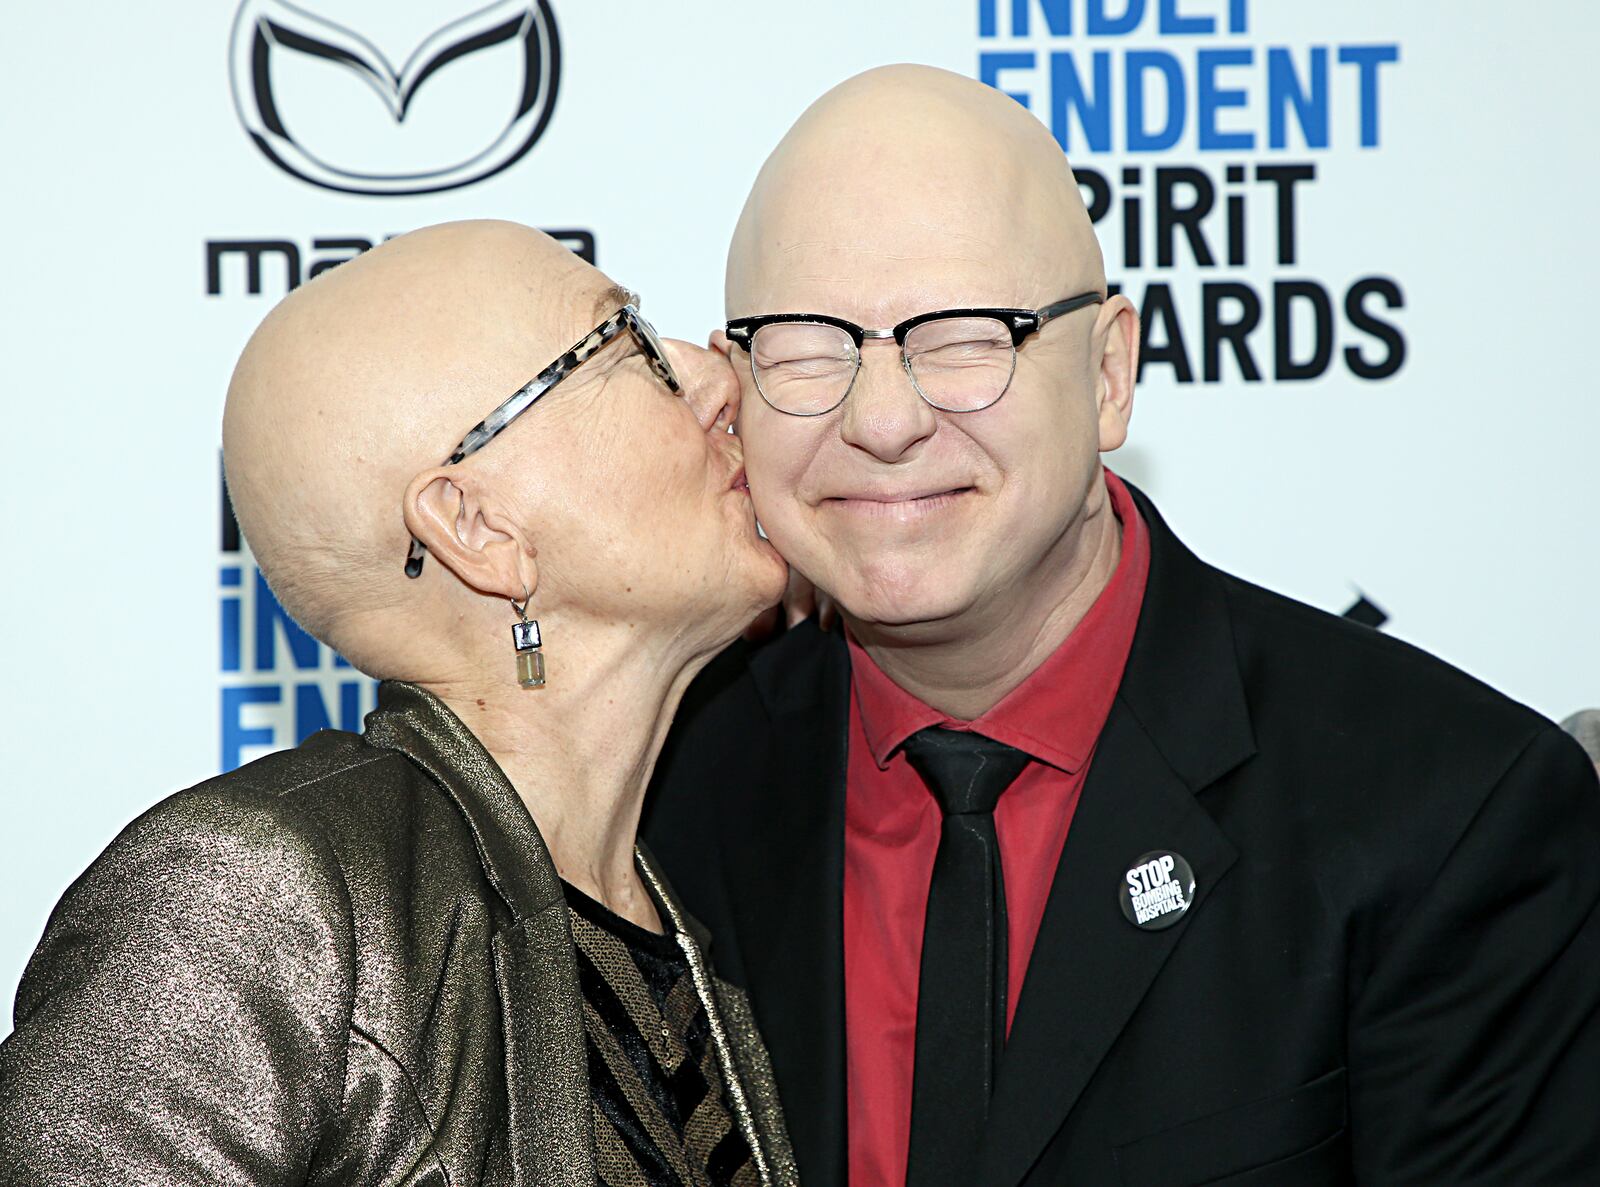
left=0, top=222, right=796, bottom=1186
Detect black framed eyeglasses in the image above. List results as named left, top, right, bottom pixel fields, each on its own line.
left=404, top=297, right=681, bottom=577
left=724, top=292, right=1103, bottom=417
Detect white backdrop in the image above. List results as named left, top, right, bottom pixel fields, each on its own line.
left=2, top=1, right=1596, bottom=1035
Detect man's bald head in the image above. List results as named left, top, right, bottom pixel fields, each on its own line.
left=222, top=220, right=620, bottom=672
left=728, top=64, right=1104, bottom=320
left=723, top=65, right=1140, bottom=649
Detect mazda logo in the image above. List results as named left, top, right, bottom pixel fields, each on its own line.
left=229, top=1, right=561, bottom=196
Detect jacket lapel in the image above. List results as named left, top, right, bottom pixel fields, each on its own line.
left=492, top=906, right=594, bottom=1187
left=734, top=623, right=852, bottom=1187
left=977, top=484, right=1257, bottom=1187
left=363, top=682, right=594, bottom=1187
left=976, top=701, right=1237, bottom=1186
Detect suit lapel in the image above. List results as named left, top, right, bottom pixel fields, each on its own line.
left=977, top=483, right=1257, bottom=1187
left=493, top=907, right=594, bottom=1187
left=733, top=624, right=852, bottom=1187
left=977, top=700, right=1237, bottom=1187
left=363, top=682, right=594, bottom=1186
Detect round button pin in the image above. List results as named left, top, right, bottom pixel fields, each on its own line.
left=1119, top=850, right=1196, bottom=930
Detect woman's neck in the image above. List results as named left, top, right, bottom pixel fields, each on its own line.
left=420, top=619, right=704, bottom=932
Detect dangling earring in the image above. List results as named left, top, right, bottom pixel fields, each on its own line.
left=511, top=588, right=545, bottom=689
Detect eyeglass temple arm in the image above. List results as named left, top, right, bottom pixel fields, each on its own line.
left=1036, top=292, right=1106, bottom=330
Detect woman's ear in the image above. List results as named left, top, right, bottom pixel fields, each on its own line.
left=1094, top=295, right=1140, bottom=453
left=403, top=467, right=539, bottom=602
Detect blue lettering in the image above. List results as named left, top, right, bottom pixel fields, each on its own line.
left=294, top=679, right=365, bottom=740
left=254, top=569, right=320, bottom=672
left=1159, top=0, right=1213, bottom=35
left=1126, top=50, right=1185, bottom=152
left=295, top=682, right=335, bottom=737
left=1087, top=0, right=1144, bottom=36
left=222, top=685, right=279, bottom=771
left=1229, top=0, right=1247, bottom=33
left=221, top=593, right=242, bottom=672
left=1013, top=0, right=1071, bottom=36
left=980, top=51, right=1037, bottom=109
left=1197, top=48, right=1254, bottom=150
left=341, top=680, right=363, bottom=730
left=1338, top=44, right=1398, bottom=148
left=1268, top=47, right=1328, bottom=150
left=1050, top=51, right=1111, bottom=152
left=979, top=0, right=998, bottom=36
left=221, top=566, right=243, bottom=672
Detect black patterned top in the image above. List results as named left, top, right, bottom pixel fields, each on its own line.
left=564, top=879, right=759, bottom=1187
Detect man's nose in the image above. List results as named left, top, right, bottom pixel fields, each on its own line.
left=839, top=341, right=936, bottom=461
left=662, top=337, right=741, bottom=433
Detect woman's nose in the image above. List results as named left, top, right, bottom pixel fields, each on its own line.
left=662, top=337, right=742, bottom=432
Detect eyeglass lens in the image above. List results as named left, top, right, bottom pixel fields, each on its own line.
left=749, top=316, right=1018, bottom=415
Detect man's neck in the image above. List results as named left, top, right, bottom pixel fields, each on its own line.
left=416, top=620, right=705, bottom=932
left=850, top=495, right=1123, bottom=721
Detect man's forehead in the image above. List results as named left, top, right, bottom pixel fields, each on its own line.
left=745, top=266, right=1033, bottom=325
left=732, top=214, right=1064, bottom=322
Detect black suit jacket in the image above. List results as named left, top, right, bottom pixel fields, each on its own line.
left=644, top=486, right=1600, bottom=1186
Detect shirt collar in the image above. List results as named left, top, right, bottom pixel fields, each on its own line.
left=848, top=468, right=1151, bottom=773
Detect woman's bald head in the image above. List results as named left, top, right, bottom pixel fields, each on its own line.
left=221, top=220, right=612, bottom=669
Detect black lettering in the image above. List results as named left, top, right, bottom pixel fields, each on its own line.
left=205, top=239, right=301, bottom=296
left=1226, top=192, right=1245, bottom=267
left=1123, top=196, right=1142, bottom=269
left=1155, top=167, right=1215, bottom=268
left=1223, top=165, right=1246, bottom=265
left=546, top=228, right=597, bottom=264
left=1137, top=283, right=1194, bottom=383
left=221, top=458, right=239, bottom=553
left=1074, top=167, right=1111, bottom=224
left=307, top=237, right=373, bottom=280
left=1122, top=167, right=1143, bottom=270
left=1202, top=282, right=1263, bottom=382
left=1254, top=163, right=1315, bottom=266
left=1274, top=280, right=1334, bottom=381
left=1344, top=277, right=1406, bottom=379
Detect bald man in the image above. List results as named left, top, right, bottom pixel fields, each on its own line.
left=645, top=67, right=1600, bottom=1185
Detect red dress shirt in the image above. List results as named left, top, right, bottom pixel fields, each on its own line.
left=842, top=469, right=1151, bottom=1186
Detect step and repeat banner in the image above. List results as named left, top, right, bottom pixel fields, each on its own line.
left=2, top=2, right=1596, bottom=1027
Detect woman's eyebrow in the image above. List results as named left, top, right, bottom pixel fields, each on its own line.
left=593, top=283, right=633, bottom=317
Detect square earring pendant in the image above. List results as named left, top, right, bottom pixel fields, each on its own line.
left=513, top=620, right=545, bottom=689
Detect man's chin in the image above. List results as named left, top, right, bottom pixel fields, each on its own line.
left=831, top=584, right=976, bottom=636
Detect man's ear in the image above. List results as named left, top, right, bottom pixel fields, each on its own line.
left=1094, top=295, right=1140, bottom=453
left=402, top=467, right=538, bottom=602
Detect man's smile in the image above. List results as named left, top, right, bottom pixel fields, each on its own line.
left=819, top=485, right=977, bottom=519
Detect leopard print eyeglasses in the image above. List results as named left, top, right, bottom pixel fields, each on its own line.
left=404, top=298, right=681, bottom=578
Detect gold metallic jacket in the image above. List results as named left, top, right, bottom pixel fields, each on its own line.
left=0, top=682, right=796, bottom=1186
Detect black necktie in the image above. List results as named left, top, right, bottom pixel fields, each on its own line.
left=901, top=727, right=1031, bottom=1187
